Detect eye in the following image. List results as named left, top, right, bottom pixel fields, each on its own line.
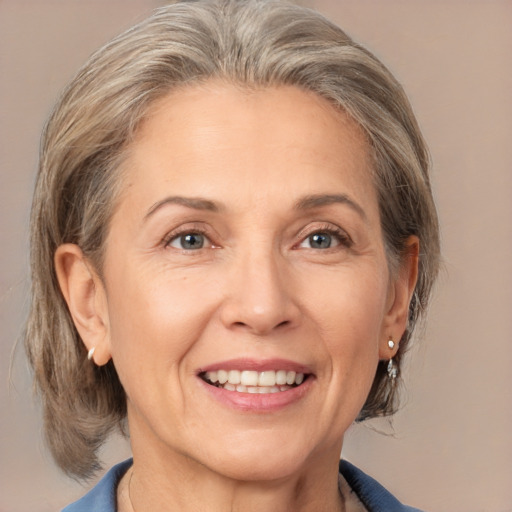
left=297, top=226, right=352, bottom=250
left=167, top=232, right=209, bottom=250
left=304, top=232, right=336, bottom=249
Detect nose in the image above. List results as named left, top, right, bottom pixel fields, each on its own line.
left=219, top=248, right=301, bottom=336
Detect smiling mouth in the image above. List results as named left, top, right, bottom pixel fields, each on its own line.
left=200, top=369, right=309, bottom=394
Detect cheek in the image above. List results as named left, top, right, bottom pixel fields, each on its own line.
left=105, top=264, right=218, bottom=376
left=305, top=266, right=389, bottom=343
left=303, top=267, right=388, bottom=399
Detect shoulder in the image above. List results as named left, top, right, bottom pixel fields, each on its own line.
left=339, top=459, right=425, bottom=512
left=62, top=459, right=132, bottom=512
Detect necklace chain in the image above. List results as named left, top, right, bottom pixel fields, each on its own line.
left=128, top=467, right=136, bottom=512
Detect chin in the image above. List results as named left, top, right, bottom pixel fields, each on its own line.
left=195, top=431, right=321, bottom=482
left=210, top=454, right=306, bottom=482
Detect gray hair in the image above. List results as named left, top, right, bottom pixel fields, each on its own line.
left=25, top=0, right=440, bottom=479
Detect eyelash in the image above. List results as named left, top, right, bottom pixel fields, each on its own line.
left=162, top=224, right=213, bottom=250
left=162, top=223, right=352, bottom=253
left=295, top=224, right=353, bottom=250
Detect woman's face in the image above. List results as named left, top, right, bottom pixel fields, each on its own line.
left=98, top=83, right=407, bottom=480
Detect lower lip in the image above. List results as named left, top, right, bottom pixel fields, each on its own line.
left=199, top=377, right=314, bottom=412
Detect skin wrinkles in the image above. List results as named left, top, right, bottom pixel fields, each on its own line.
left=57, top=83, right=418, bottom=512
left=138, top=197, right=373, bottom=267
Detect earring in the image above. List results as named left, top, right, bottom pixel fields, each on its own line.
left=386, top=338, right=398, bottom=379
left=87, top=347, right=96, bottom=361
left=387, top=358, right=398, bottom=380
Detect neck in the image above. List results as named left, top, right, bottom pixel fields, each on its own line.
left=128, top=460, right=344, bottom=512
left=125, top=422, right=345, bottom=512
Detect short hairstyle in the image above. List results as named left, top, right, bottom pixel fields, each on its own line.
left=25, top=0, right=440, bottom=478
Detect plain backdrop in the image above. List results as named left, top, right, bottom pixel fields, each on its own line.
left=1, top=1, right=511, bottom=511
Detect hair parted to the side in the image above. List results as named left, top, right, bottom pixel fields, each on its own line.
left=25, top=0, right=440, bottom=479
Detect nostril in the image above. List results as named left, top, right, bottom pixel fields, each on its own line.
left=230, top=319, right=290, bottom=333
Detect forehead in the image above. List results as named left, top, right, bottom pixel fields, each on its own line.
left=117, top=82, right=376, bottom=218
left=136, top=82, right=369, bottom=161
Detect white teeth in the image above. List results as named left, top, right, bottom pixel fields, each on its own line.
left=204, top=369, right=307, bottom=393
left=258, top=371, right=276, bottom=387
left=228, top=370, right=241, bottom=385
left=276, top=370, right=287, bottom=385
left=218, top=370, right=228, bottom=384
left=286, top=371, right=296, bottom=385
left=240, top=370, right=259, bottom=386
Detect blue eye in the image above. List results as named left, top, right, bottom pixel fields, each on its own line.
left=307, top=232, right=334, bottom=249
left=298, top=228, right=350, bottom=250
left=168, top=232, right=206, bottom=250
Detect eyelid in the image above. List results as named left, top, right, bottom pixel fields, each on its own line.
left=294, top=223, right=353, bottom=249
left=161, top=222, right=217, bottom=249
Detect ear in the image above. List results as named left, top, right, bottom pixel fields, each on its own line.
left=379, top=236, right=419, bottom=359
left=54, top=244, right=112, bottom=366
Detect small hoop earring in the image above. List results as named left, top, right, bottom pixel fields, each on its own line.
left=87, top=347, right=96, bottom=361
left=387, top=358, right=398, bottom=380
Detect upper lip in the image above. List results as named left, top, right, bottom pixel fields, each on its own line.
left=198, top=358, right=313, bottom=375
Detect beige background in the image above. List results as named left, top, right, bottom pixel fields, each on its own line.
left=1, top=1, right=511, bottom=511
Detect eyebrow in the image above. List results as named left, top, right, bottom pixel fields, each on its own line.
left=144, top=193, right=367, bottom=221
left=294, top=194, right=367, bottom=221
left=144, top=196, right=221, bottom=220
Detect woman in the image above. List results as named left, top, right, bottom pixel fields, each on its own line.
left=25, top=0, right=440, bottom=510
